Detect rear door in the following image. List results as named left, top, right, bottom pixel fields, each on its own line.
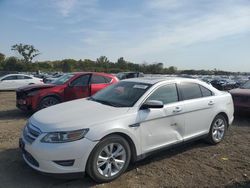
left=16, top=75, right=33, bottom=87
left=139, top=83, right=185, bottom=154
left=64, top=74, right=91, bottom=101
left=178, top=82, right=215, bottom=141
left=90, top=74, right=112, bottom=95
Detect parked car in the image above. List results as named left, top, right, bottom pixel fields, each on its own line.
left=210, top=79, right=237, bottom=91
left=16, top=72, right=118, bottom=112
left=43, top=73, right=64, bottom=83
left=0, top=74, right=43, bottom=90
left=117, top=72, right=144, bottom=80
left=19, top=77, right=234, bottom=183
left=230, top=80, right=250, bottom=112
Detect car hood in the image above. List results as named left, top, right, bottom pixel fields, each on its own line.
left=30, top=99, right=130, bottom=132
left=229, top=88, right=250, bottom=96
left=17, top=84, right=55, bottom=92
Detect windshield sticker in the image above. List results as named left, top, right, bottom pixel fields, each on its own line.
left=133, top=85, right=148, bottom=89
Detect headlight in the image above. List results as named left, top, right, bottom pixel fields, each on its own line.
left=41, top=129, right=89, bottom=143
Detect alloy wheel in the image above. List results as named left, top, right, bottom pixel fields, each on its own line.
left=97, top=143, right=126, bottom=178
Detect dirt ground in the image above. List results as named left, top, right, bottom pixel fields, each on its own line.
left=0, top=92, right=250, bottom=188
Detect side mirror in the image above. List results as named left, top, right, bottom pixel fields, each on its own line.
left=140, top=100, right=164, bottom=110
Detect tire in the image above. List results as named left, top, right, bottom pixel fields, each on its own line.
left=206, top=114, right=228, bottom=145
left=28, top=83, right=35, bottom=85
left=86, top=135, right=131, bottom=183
left=39, top=96, right=60, bottom=110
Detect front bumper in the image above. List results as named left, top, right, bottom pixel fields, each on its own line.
left=16, top=97, right=33, bottom=111
left=20, top=134, right=98, bottom=174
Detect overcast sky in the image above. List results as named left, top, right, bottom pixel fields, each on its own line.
left=0, top=0, right=250, bottom=71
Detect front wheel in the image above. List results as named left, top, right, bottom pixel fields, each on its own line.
left=39, top=96, right=60, bottom=110
left=86, top=135, right=131, bottom=183
left=206, top=114, right=228, bottom=144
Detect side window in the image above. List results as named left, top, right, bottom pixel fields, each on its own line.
left=17, top=75, right=31, bottom=79
left=127, top=73, right=136, bottom=79
left=24, top=76, right=32, bottom=79
left=179, top=83, right=202, bottom=100
left=104, top=76, right=112, bottom=83
left=2, top=76, right=18, bottom=80
left=71, top=75, right=90, bottom=86
left=91, top=75, right=107, bottom=84
left=147, top=84, right=179, bottom=105
left=200, top=85, right=213, bottom=97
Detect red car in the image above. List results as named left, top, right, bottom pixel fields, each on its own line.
left=230, top=80, right=250, bottom=113
left=16, top=72, right=119, bottom=112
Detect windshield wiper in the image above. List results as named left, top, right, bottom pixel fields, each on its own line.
left=88, top=97, right=123, bottom=107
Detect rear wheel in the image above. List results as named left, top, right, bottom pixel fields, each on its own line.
left=206, top=114, right=228, bottom=144
left=86, top=135, right=131, bottom=183
left=39, top=96, right=60, bottom=110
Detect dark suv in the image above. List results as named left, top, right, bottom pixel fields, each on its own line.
left=117, top=72, right=144, bottom=80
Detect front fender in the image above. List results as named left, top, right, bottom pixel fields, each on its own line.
left=85, top=121, right=142, bottom=156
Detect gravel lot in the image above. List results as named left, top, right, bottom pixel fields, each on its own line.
left=0, top=92, right=250, bottom=188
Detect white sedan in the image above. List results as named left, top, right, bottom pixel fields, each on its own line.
left=0, top=74, right=43, bottom=90
left=20, top=77, right=234, bottom=182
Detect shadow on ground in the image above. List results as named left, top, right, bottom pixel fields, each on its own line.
left=0, top=139, right=211, bottom=188
left=0, top=148, right=95, bottom=188
left=0, top=109, right=30, bottom=120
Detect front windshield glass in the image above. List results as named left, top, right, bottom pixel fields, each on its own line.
left=242, top=80, right=250, bottom=89
left=90, top=81, right=152, bottom=107
left=51, top=74, right=74, bottom=85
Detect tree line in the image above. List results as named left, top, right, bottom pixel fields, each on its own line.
left=0, top=43, right=240, bottom=75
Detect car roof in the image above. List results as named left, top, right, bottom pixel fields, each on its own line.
left=121, top=77, right=196, bottom=85
left=72, top=72, right=116, bottom=77
left=2, top=73, right=33, bottom=77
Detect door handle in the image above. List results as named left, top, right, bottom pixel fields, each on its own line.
left=208, top=101, right=215, bottom=106
left=173, top=106, right=182, bottom=113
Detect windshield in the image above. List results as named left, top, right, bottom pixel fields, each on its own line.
left=241, top=80, right=250, bottom=89
left=90, top=81, right=152, bottom=107
left=51, top=74, right=74, bottom=85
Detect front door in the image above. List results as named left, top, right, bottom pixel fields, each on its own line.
left=139, top=84, right=185, bottom=154
left=0, top=75, right=18, bottom=90
left=64, top=74, right=91, bottom=101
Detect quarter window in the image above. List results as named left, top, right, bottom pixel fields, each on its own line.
left=179, top=83, right=202, bottom=100
left=147, top=84, right=179, bottom=105
left=200, top=85, right=213, bottom=97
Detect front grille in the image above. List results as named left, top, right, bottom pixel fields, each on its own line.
left=16, top=91, right=27, bottom=99
left=23, top=123, right=41, bottom=144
